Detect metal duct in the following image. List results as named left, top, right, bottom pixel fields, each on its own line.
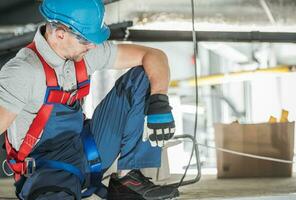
left=0, top=32, right=34, bottom=53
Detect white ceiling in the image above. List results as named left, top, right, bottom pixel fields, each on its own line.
left=105, top=0, right=296, bottom=31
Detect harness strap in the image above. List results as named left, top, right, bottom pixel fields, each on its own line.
left=27, top=42, right=58, bottom=87
left=37, top=160, right=85, bottom=184
left=46, top=89, right=71, bottom=104
left=80, top=121, right=104, bottom=198
left=27, top=42, right=90, bottom=106
left=4, top=42, right=89, bottom=180
left=75, top=59, right=88, bottom=83
left=81, top=121, right=102, bottom=185
left=4, top=132, right=17, bottom=158
left=81, top=123, right=101, bottom=170
left=46, top=80, right=90, bottom=105
left=5, top=104, right=54, bottom=180
left=17, top=105, right=54, bottom=161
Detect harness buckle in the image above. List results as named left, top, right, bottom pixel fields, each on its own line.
left=89, top=157, right=102, bottom=173
left=89, top=157, right=101, bottom=166
left=23, top=157, right=36, bottom=177
left=2, top=160, right=14, bottom=177
left=67, top=90, right=78, bottom=105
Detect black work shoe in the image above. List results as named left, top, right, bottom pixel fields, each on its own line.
left=107, top=169, right=179, bottom=200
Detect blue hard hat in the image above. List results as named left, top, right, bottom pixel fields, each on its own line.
left=40, top=0, right=110, bottom=44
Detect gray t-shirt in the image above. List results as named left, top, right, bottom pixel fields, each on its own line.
left=0, top=25, right=117, bottom=150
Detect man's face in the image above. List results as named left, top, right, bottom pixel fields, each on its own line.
left=62, top=29, right=96, bottom=61
left=53, top=25, right=96, bottom=61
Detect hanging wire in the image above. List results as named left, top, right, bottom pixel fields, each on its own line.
left=176, top=0, right=200, bottom=188
left=167, top=0, right=201, bottom=188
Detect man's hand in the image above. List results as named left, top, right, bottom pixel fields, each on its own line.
left=143, top=94, right=175, bottom=147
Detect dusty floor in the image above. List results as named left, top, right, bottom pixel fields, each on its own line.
left=1, top=174, right=296, bottom=200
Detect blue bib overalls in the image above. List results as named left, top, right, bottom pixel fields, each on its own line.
left=10, top=45, right=161, bottom=200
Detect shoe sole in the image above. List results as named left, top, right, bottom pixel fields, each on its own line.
left=108, top=190, right=179, bottom=200
left=108, top=193, right=145, bottom=200
left=108, top=195, right=178, bottom=200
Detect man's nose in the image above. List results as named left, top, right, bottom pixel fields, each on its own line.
left=86, top=43, right=96, bottom=50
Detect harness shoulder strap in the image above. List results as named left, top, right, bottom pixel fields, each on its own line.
left=75, top=59, right=88, bottom=83
left=27, top=42, right=58, bottom=87
left=68, top=59, right=90, bottom=105
left=4, top=42, right=57, bottom=180
left=17, top=42, right=57, bottom=161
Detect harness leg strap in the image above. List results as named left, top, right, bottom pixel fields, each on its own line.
left=80, top=120, right=104, bottom=198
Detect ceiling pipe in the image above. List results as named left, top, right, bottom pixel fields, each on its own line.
left=0, top=21, right=133, bottom=52
left=2, top=29, right=296, bottom=53
left=114, top=30, right=296, bottom=43
left=0, top=0, right=32, bottom=12
left=0, top=32, right=34, bottom=53
left=169, top=65, right=296, bottom=87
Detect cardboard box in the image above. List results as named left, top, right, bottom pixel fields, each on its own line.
left=214, top=122, right=294, bottom=178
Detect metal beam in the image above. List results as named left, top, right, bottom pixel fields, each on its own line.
left=1, top=29, right=296, bottom=53
left=111, top=29, right=296, bottom=43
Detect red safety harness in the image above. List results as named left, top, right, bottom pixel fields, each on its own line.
left=4, top=42, right=90, bottom=181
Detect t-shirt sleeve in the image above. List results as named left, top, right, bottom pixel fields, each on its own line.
left=84, top=41, right=118, bottom=75
left=0, top=59, right=34, bottom=114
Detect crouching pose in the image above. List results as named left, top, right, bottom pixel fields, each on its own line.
left=0, top=0, right=179, bottom=199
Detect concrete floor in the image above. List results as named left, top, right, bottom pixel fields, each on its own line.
left=177, top=174, right=296, bottom=200
left=1, top=175, right=296, bottom=200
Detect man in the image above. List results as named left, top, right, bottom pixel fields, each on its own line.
left=0, top=0, right=179, bottom=199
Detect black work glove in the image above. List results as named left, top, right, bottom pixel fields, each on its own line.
left=143, top=94, right=175, bottom=147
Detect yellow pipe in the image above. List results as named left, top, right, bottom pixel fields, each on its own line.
left=170, top=65, right=296, bottom=87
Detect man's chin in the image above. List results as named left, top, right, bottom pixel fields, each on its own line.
left=70, top=53, right=86, bottom=61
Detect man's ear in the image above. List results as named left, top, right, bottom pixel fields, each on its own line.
left=55, top=28, right=65, bottom=40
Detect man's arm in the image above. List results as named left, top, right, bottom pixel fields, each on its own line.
left=0, top=105, right=17, bottom=134
left=112, top=44, right=175, bottom=147
left=113, top=44, right=170, bottom=95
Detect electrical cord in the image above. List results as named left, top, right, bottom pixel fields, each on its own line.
left=177, top=0, right=200, bottom=187
left=166, top=0, right=202, bottom=188
left=198, top=142, right=294, bottom=164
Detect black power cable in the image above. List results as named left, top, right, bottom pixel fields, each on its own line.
left=166, top=0, right=201, bottom=188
